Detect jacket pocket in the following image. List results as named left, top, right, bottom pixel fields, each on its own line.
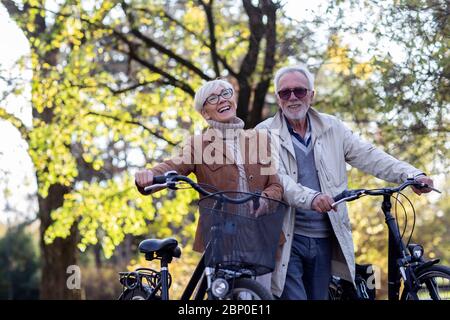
left=320, top=158, right=345, bottom=188
left=320, top=158, right=333, bottom=183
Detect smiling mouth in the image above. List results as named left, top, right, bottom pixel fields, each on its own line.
left=218, top=105, right=231, bottom=113
left=287, top=104, right=303, bottom=109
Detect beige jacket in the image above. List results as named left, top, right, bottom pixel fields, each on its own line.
left=256, top=108, right=424, bottom=297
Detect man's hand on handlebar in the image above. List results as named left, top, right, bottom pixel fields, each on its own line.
left=135, top=169, right=154, bottom=188
left=411, top=175, right=434, bottom=195
left=312, top=193, right=337, bottom=213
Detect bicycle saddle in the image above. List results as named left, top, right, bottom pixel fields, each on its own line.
left=139, top=238, right=181, bottom=260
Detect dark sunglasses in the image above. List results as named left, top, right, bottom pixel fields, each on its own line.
left=277, top=87, right=310, bottom=101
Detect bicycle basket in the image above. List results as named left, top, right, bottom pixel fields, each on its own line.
left=197, top=191, right=287, bottom=276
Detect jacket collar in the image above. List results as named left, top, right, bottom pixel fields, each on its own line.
left=268, top=107, right=332, bottom=158
left=307, top=107, right=332, bottom=142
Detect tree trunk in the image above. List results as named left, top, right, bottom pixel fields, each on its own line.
left=248, top=0, right=277, bottom=128
left=38, top=184, right=81, bottom=299
left=1, top=0, right=82, bottom=300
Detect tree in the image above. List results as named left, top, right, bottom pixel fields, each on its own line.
left=0, top=221, right=40, bottom=299
left=315, top=0, right=449, bottom=170
left=1, top=0, right=317, bottom=298
left=1, top=0, right=447, bottom=300
left=313, top=0, right=449, bottom=297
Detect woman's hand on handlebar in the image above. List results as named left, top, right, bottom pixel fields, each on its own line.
left=254, top=198, right=269, bottom=217
left=411, top=175, right=434, bottom=195
left=135, top=169, right=154, bottom=188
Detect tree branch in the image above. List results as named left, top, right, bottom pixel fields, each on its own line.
left=249, top=0, right=278, bottom=127
left=239, top=0, right=265, bottom=79
left=1, top=0, right=22, bottom=16
left=198, top=0, right=220, bottom=77
left=0, top=107, right=29, bottom=141
left=121, top=1, right=212, bottom=81
left=135, top=4, right=238, bottom=77
left=121, top=1, right=211, bottom=81
left=85, top=111, right=179, bottom=146
left=110, top=28, right=196, bottom=97
left=159, top=5, right=238, bottom=77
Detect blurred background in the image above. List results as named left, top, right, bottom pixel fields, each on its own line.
left=0, top=0, right=448, bottom=300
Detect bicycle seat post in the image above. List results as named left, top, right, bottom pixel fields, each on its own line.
left=160, top=253, right=171, bottom=300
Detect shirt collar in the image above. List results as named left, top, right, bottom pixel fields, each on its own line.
left=285, top=114, right=312, bottom=146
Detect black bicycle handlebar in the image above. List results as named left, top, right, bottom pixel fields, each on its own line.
left=143, top=171, right=261, bottom=205
left=333, top=189, right=366, bottom=202
left=152, top=175, right=168, bottom=184
left=332, top=178, right=441, bottom=206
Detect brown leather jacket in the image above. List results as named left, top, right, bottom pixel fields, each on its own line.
left=137, top=128, right=284, bottom=252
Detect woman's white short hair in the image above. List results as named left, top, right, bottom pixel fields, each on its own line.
left=194, top=79, right=234, bottom=113
left=273, top=64, right=315, bottom=93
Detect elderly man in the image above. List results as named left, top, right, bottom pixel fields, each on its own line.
left=256, top=64, right=434, bottom=300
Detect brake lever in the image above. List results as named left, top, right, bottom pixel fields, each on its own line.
left=414, top=182, right=442, bottom=194
left=144, top=180, right=184, bottom=192
left=430, top=187, right=441, bottom=193
left=144, top=183, right=168, bottom=192
left=332, top=197, right=352, bottom=207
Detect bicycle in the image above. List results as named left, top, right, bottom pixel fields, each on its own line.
left=328, top=177, right=450, bottom=300
left=118, top=171, right=287, bottom=300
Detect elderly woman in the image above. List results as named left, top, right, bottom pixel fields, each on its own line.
left=135, top=79, right=284, bottom=291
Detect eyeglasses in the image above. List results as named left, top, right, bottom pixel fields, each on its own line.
left=277, top=87, right=310, bottom=101
left=204, top=88, right=233, bottom=105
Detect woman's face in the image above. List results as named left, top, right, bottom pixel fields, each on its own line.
left=201, top=86, right=237, bottom=122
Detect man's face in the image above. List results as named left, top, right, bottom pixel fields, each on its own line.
left=276, top=71, right=314, bottom=121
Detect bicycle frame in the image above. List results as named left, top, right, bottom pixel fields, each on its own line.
left=128, top=172, right=287, bottom=301
left=149, top=240, right=261, bottom=300
left=181, top=240, right=258, bottom=300
left=127, top=250, right=208, bottom=300
left=381, top=194, right=420, bottom=300
left=180, top=253, right=208, bottom=300
left=157, top=250, right=254, bottom=300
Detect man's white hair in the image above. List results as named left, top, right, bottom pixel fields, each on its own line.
left=273, top=64, right=315, bottom=93
left=194, top=79, right=234, bottom=113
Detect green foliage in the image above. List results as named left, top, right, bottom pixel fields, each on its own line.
left=1, top=1, right=448, bottom=298
left=316, top=1, right=449, bottom=173
left=314, top=3, right=449, bottom=296
left=346, top=169, right=449, bottom=299
left=44, top=173, right=199, bottom=258
left=0, top=223, right=40, bottom=299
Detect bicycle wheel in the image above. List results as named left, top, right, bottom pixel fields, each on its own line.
left=402, top=265, right=450, bottom=300
left=227, top=278, right=274, bottom=300
left=119, top=286, right=156, bottom=300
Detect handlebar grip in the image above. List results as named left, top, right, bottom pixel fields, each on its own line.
left=153, top=175, right=167, bottom=184
left=333, top=190, right=349, bottom=202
